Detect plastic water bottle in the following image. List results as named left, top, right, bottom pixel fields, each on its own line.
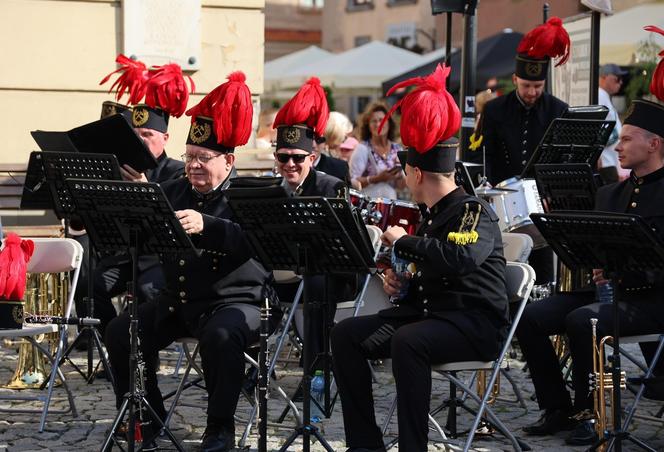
left=310, top=370, right=325, bottom=423
left=596, top=281, right=614, bottom=304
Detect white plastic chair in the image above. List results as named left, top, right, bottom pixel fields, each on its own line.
left=501, top=232, right=533, bottom=263
left=0, top=237, right=84, bottom=431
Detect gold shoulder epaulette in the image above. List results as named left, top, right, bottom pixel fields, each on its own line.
left=447, top=202, right=482, bottom=245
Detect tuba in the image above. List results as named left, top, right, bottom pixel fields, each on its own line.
left=590, top=318, right=626, bottom=449
left=2, top=272, right=68, bottom=389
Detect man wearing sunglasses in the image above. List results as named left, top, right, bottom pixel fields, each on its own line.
left=271, top=78, right=358, bottom=378
left=106, top=73, right=279, bottom=452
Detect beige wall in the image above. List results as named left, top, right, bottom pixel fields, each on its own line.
left=323, top=0, right=436, bottom=52
left=265, top=0, right=322, bottom=61
left=0, top=0, right=265, bottom=164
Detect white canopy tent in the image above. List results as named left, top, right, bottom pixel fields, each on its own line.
left=600, top=4, right=664, bottom=65
left=276, top=40, right=424, bottom=93
left=264, top=46, right=333, bottom=93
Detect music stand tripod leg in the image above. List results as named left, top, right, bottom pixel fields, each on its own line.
left=100, top=229, right=184, bottom=452
left=54, top=240, right=115, bottom=390
left=278, top=250, right=334, bottom=452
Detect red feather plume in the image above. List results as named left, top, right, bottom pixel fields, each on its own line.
left=517, top=17, right=571, bottom=66
left=380, top=64, right=461, bottom=153
left=273, top=77, right=329, bottom=136
left=144, top=63, right=195, bottom=118
left=186, top=71, right=253, bottom=148
left=99, top=54, right=149, bottom=105
left=645, top=25, right=664, bottom=102
left=0, top=233, right=34, bottom=301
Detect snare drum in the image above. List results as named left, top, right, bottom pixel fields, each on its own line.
left=492, top=177, right=546, bottom=248
left=349, top=189, right=366, bottom=210
left=388, top=200, right=421, bottom=235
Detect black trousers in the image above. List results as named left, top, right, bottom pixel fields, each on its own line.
left=93, top=256, right=165, bottom=339
left=331, top=314, right=481, bottom=452
left=105, top=301, right=262, bottom=430
left=516, top=291, right=664, bottom=412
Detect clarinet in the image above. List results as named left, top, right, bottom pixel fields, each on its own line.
left=258, top=297, right=270, bottom=452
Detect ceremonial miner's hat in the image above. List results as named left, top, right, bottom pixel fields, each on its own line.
left=273, top=77, right=329, bottom=154
left=623, top=25, right=664, bottom=138
left=99, top=54, right=147, bottom=119
left=133, top=63, right=195, bottom=132
left=100, top=101, right=132, bottom=120
left=185, top=71, right=253, bottom=153
left=382, top=64, right=461, bottom=173
left=515, top=17, right=570, bottom=81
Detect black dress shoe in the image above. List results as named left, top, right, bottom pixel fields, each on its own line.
left=565, top=419, right=599, bottom=446
left=200, top=424, right=235, bottom=452
left=523, top=408, right=574, bottom=435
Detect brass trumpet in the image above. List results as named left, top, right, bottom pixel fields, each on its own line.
left=590, top=318, right=626, bottom=449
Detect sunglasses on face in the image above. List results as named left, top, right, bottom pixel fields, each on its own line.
left=275, top=153, right=309, bottom=164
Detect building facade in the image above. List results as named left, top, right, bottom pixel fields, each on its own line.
left=265, top=0, right=323, bottom=61
left=0, top=0, right=266, bottom=165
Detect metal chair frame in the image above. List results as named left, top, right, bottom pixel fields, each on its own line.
left=0, top=237, right=84, bottom=431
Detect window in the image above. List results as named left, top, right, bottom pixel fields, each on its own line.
left=387, top=0, right=417, bottom=6
left=354, top=35, right=371, bottom=47
left=346, top=0, right=374, bottom=12
left=299, top=0, right=324, bottom=7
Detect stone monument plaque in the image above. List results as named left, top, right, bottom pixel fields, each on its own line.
left=123, top=0, right=201, bottom=70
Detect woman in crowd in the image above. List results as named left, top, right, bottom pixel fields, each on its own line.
left=350, top=102, right=405, bottom=199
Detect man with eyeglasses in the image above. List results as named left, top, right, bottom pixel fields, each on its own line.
left=271, top=77, right=358, bottom=379
left=598, top=63, right=630, bottom=183
left=88, top=60, right=188, bottom=344
left=106, top=72, right=280, bottom=452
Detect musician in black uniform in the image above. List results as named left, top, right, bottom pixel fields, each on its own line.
left=91, top=61, right=187, bottom=338
left=271, top=77, right=356, bottom=374
left=480, top=18, right=569, bottom=285
left=332, top=65, right=509, bottom=452
left=105, top=72, right=276, bottom=452
left=516, top=99, right=664, bottom=446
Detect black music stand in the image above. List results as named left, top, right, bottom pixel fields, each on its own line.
left=534, top=163, right=598, bottom=212
left=225, top=193, right=375, bottom=452
left=531, top=212, right=664, bottom=452
left=27, top=151, right=123, bottom=388
left=65, top=179, right=193, bottom=452
left=521, top=118, right=615, bottom=179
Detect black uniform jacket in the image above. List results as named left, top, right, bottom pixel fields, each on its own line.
left=595, top=167, right=664, bottom=293
left=379, top=187, right=510, bottom=360
left=146, top=151, right=185, bottom=183
left=483, top=91, right=568, bottom=185
left=297, top=168, right=347, bottom=198
left=156, top=176, right=275, bottom=326
left=315, top=153, right=351, bottom=185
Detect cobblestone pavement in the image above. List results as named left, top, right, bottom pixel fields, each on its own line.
left=0, top=338, right=663, bottom=451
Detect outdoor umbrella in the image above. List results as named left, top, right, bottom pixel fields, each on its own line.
left=382, top=30, right=524, bottom=96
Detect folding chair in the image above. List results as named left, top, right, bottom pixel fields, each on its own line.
left=501, top=232, right=533, bottom=263
left=0, top=237, right=84, bottom=431
left=609, top=333, right=664, bottom=429
left=382, top=261, right=535, bottom=452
